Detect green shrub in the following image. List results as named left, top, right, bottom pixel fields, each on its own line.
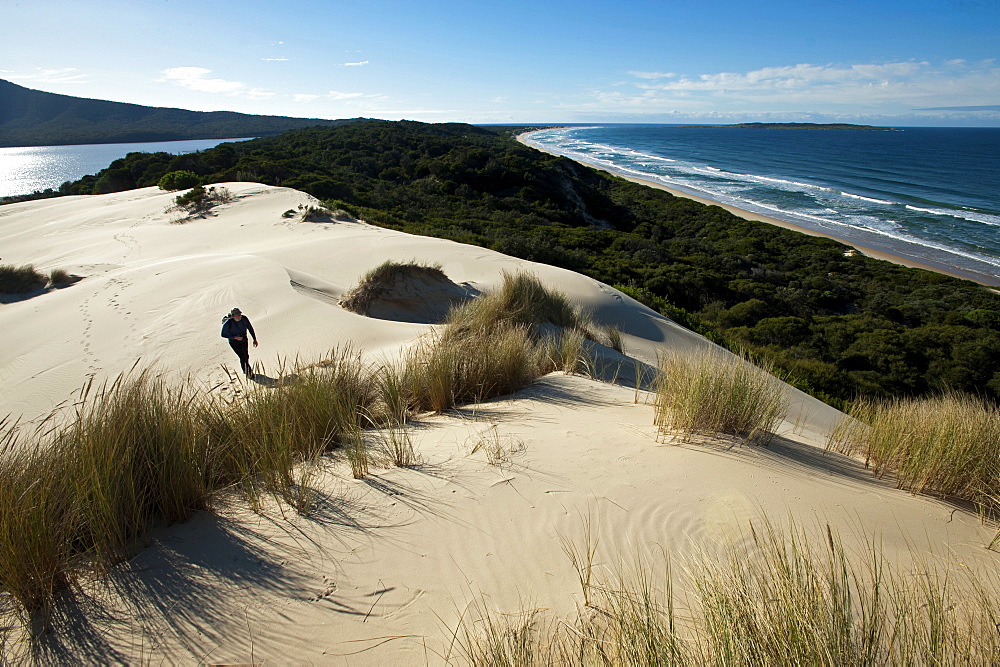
left=157, top=170, right=201, bottom=191
left=174, top=185, right=206, bottom=209
left=172, top=185, right=233, bottom=216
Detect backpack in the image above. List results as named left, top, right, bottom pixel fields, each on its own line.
left=221, top=313, right=232, bottom=338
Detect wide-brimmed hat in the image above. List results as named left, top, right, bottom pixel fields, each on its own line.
left=231, top=307, right=242, bottom=315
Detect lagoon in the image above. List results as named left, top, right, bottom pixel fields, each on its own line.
left=0, top=137, right=253, bottom=198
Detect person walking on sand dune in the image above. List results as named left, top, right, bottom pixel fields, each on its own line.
left=221, top=307, right=259, bottom=379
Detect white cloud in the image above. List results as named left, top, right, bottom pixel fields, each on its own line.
left=597, top=60, right=1000, bottom=114
left=327, top=90, right=366, bottom=100
left=162, top=67, right=243, bottom=93
left=246, top=88, right=276, bottom=99
left=261, top=57, right=289, bottom=62
left=7, top=67, right=90, bottom=84
left=294, top=90, right=385, bottom=103
left=342, top=61, right=369, bottom=67
left=629, top=71, right=677, bottom=80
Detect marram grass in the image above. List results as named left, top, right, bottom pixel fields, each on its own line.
left=454, top=520, right=1000, bottom=666
left=828, top=390, right=1000, bottom=548
left=654, top=348, right=788, bottom=445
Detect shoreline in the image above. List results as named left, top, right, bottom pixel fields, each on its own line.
left=517, top=131, right=998, bottom=288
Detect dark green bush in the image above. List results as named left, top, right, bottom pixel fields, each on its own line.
left=174, top=185, right=206, bottom=209
left=158, top=170, right=201, bottom=191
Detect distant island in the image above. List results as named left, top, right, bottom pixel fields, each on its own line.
left=0, top=79, right=357, bottom=147
left=686, top=122, right=899, bottom=131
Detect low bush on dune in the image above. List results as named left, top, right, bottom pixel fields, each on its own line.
left=0, top=263, right=48, bottom=294
left=455, top=520, right=1000, bottom=665
left=0, top=271, right=599, bottom=628
left=828, top=391, right=1000, bottom=547
left=171, top=184, right=233, bottom=217
left=340, top=259, right=450, bottom=316
left=654, top=347, right=788, bottom=445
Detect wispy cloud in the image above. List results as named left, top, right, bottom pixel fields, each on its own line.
left=294, top=89, right=385, bottom=103
left=261, top=57, right=289, bottom=62
left=6, top=67, right=90, bottom=84
left=915, top=104, right=1000, bottom=111
left=342, top=61, right=369, bottom=67
left=162, top=67, right=243, bottom=93
left=599, top=60, right=1000, bottom=113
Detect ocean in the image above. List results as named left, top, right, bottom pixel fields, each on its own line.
left=522, top=125, right=1000, bottom=285
left=0, top=137, right=253, bottom=199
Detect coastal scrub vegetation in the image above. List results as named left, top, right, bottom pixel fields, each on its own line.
left=17, top=120, right=1000, bottom=407
left=171, top=184, right=233, bottom=216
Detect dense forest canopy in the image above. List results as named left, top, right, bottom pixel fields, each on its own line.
left=0, top=79, right=358, bottom=147
left=13, top=120, right=1000, bottom=407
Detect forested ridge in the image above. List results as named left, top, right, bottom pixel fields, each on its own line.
left=0, top=79, right=356, bottom=147
left=17, top=120, right=1000, bottom=407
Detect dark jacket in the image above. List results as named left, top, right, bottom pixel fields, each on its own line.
left=222, top=316, right=256, bottom=341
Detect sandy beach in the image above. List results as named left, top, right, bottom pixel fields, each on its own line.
left=1, top=184, right=996, bottom=662
left=517, top=131, right=997, bottom=286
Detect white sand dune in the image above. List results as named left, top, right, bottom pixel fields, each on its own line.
left=1, top=184, right=996, bottom=662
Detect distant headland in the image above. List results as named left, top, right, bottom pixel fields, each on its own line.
left=685, top=122, right=900, bottom=131
left=0, top=79, right=360, bottom=147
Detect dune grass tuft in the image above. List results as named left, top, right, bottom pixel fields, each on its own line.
left=0, top=264, right=48, bottom=294
left=46, top=268, right=75, bottom=287
left=443, top=270, right=591, bottom=341
left=403, top=271, right=599, bottom=413
left=654, top=348, right=788, bottom=445
left=340, top=260, right=449, bottom=316
left=405, top=323, right=544, bottom=413
left=828, top=390, right=1000, bottom=547
left=456, top=520, right=1000, bottom=665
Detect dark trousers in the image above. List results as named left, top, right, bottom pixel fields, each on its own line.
left=229, top=338, right=251, bottom=374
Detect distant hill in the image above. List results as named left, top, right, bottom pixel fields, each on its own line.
left=0, top=79, right=356, bottom=147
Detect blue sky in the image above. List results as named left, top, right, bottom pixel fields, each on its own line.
left=4, top=0, right=998, bottom=126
